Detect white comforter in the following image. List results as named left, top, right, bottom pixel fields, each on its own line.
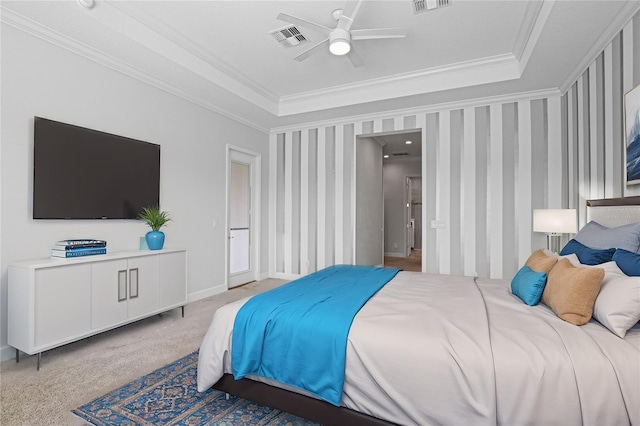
left=197, top=272, right=640, bottom=426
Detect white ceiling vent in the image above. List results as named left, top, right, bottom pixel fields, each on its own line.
left=412, top=0, right=451, bottom=14
left=270, top=26, right=308, bottom=48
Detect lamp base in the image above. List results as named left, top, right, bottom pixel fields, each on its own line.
left=546, top=233, right=562, bottom=254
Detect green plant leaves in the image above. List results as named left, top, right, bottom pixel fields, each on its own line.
left=139, top=205, right=171, bottom=231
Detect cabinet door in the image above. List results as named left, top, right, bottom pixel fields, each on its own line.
left=127, top=255, right=159, bottom=318
left=159, top=251, right=187, bottom=307
left=35, top=264, right=91, bottom=347
left=91, top=259, right=128, bottom=329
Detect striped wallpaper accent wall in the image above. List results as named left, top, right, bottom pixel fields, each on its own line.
left=270, top=95, right=560, bottom=280
left=563, top=16, right=640, bottom=229
left=269, top=11, right=640, bottom=281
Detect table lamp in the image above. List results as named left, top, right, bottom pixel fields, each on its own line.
left=533, top=209, right=577, bottom=253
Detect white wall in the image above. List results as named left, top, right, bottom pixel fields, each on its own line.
left=0, top=24, right=269, bottom=359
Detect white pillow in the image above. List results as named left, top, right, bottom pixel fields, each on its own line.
left=575, top=260, right=640, bottom=338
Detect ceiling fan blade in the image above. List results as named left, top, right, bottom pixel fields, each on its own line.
left=277, top=13, right=331, bottom=33
left=346, top=45, right=364, bottom=68
left=351, top=28, right=408, bottom=40
left=337, top=0, right=363, bottom=31
left=294, top=38, right=330, bottom=62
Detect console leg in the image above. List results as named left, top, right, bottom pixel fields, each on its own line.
left=16, top=349, right=19, bottom=363
left=181, top=306, right=185, bottom=318
left=37, top=353, right=41, bottom=371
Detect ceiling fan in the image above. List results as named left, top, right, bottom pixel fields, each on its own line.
left=275, top=0, right=408, bottom=67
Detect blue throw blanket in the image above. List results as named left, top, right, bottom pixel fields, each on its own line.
left=231, top=264, right=400, bottom=406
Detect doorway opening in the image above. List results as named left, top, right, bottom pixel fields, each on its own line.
left=354, top=129, right=423, bottom=271
left=226, top=145, right=261, bottom=288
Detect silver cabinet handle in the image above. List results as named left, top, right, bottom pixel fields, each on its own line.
left=129, top=268, right=139, bottom=299
left=117, top=270, right=127, bottom=301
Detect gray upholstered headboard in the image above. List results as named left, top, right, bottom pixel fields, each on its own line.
left=587, top=197, right=640, bottom=227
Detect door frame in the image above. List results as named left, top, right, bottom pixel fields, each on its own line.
left=225, top=144, right=261, bottom=288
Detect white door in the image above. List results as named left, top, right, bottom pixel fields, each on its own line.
left=227, top=149, right=258, bottom=287
left=355, top=136, right=384, bottom=266
left=406, top=177, right=412, bottom=257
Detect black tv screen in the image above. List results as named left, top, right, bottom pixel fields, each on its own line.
left=33, top=117, right=161, bottom=219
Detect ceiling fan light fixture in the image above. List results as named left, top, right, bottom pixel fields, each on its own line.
left=330, top=39, right=350, bottom=55
left=329, top=28, right=351, bottom=55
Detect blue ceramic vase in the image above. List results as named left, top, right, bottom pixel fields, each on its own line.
left=145, top=230, right=165, bottom=250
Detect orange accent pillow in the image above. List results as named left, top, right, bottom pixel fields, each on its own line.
left=541, top=258, right=605, bottom=326
left=525, top=249, right=558, bottom=274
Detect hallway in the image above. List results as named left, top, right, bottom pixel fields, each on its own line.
left=384, top=249, right=422, bottom=272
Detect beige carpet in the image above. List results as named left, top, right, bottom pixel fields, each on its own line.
left=0, top=279, right=287, bottom=426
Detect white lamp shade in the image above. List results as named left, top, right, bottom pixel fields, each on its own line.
left=533, top=209, right=577, bottom=234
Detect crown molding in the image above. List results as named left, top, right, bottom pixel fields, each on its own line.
left=270, top=88, right=561, bottom=134
left=278, top=54, right=522, bottom=116
left=512, top=0, right=544, bottom=61
left=515, top=0, right=554, bottom=73
left=104, top=1, right=280, bottom=111
left=558, top=1, right=640, bottom=94
left=0, top=7, right=270, bottom=133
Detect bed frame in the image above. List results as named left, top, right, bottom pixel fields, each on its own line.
left=213, top=374, right=398, bottom=425
left=213, top=196, right=640, bottom=426
left=587, top=196, right=640, bottom=226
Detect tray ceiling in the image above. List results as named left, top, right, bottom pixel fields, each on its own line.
left=2, top=0, right=638, bottom=131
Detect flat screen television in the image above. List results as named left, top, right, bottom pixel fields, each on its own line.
left=33, top=117, right=161, bottom=219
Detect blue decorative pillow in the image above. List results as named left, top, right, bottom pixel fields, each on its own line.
left=511, top=265, right=548, bottom=306
left=560, top=239, right=615, bottom=265
left=574, top=221, right=640, bottom=254
left=612, top=248, right=640, bottom=276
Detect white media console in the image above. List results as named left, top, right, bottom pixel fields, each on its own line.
left=8, top=248, right=187, bottom=369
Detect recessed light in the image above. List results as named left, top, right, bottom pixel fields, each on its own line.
left=383, top=154, right=390, bottom=158
left=405, top=140, right=412, bottom=145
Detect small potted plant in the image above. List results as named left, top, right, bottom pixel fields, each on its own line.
left=139, top=205, right=171, bottom=250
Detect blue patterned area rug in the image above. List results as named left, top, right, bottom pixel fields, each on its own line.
left=73, top=351, right=319, bottom=425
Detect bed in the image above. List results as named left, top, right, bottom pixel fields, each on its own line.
left=197, top=197, right=640, bottom=426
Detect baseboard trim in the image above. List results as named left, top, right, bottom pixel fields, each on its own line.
left=270, top=272, right=301, bottom=280
left=384, top=252, right=405, bottom=258
left=1, top=345, right=16, bottom=362
left=259, top=272, right=270, bottom=280
left=187, top=284, right=227, bottom=303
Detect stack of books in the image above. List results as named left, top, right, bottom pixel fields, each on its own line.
left=51, top=239, right=107, bottom=258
